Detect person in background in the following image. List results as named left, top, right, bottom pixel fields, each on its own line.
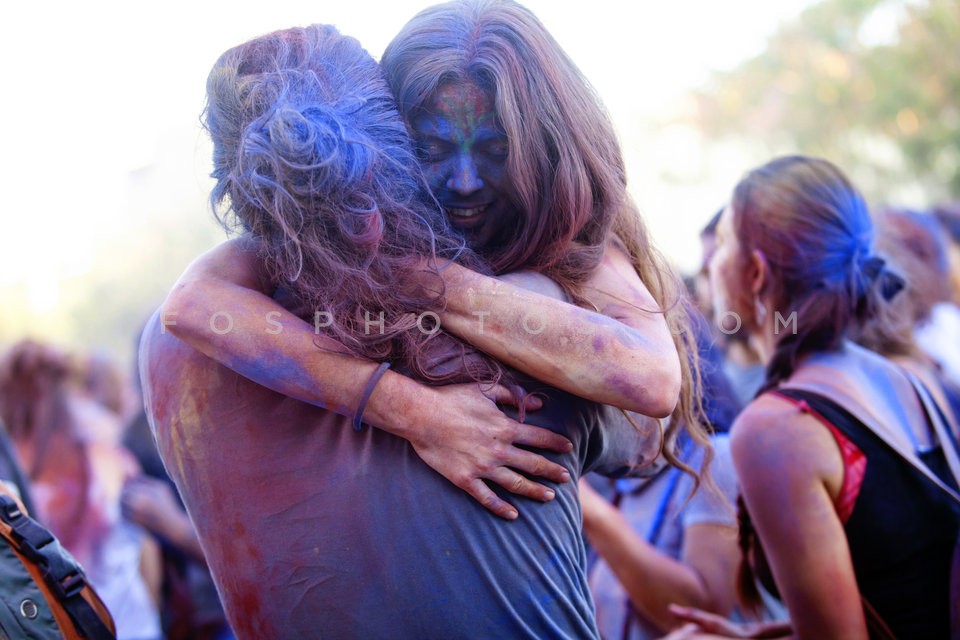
left=0, top=339, right=162, bottom=640
left=581, top=312, right=787, bottom=639
left=933, top=201, right=960, bottom=306
left=122, top=323, right=234, bottom=640
left=672, top=155, right=960, bottom=638
left=915, top=201, right=960, bottom=386
left=858, top=207, right=960, bottom=425
left=696, top=210, right=764, bottom=407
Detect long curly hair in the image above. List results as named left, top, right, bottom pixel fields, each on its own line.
left=203, top=24, right=503, bottom=385
left=382, top=0, right=708, bottom=479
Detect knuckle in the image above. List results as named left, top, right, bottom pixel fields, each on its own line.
left=480, top=493, right=499, bottom=509
left=530, top=457, right=545, bottom=475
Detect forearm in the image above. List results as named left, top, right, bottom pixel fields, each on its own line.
left=583, top=502, right=716, bottom=632
left=437, top=263, right=679, bottom=416
left=161, top=268, right=431, bottom=439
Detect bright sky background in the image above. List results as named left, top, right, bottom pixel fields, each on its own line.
left=1, top=0, right=817, bottom=330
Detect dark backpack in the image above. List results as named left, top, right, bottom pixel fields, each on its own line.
left=0, top=484, right=116, bottom=639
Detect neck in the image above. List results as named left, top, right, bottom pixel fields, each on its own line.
left=750, top=318, right=778, bottom=366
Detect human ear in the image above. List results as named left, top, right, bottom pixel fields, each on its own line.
left=749, top=249, right=770, bottom=298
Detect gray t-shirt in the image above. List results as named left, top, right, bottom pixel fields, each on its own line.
left=144, top=320, right=653, bottom=640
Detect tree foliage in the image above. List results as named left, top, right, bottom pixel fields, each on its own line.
left=694, top=0, right=960, bottom=202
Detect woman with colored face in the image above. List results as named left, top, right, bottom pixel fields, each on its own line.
left=158, top=0, right=706, bottom=521
left=409, top=81, right=518, bottom=251
left=669, top=155, right=960, bottom=639
left=381, top=1, right=706, bottom=475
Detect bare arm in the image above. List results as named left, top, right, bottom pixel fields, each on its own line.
left=730, top=397, right=867, bottom=639
left=165, top=238, right=678, bottom=416
left=160, top=237, right=572, bottom=520
left=435, top=244, right=680, bottom=417
left=580, top=481, right=739, bottom=633
left=662, top=608, right=793, bottom=638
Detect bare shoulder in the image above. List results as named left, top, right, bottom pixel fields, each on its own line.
left=730, top=393, right=844, bottom=488
left=584, top=241, right=659, bottom=311
left=139, top=309, right=297, bottom=422
left=139, top=309, right=205, bottom=380
left=592, top=241, right=640, bottom=282
left=174, top=234, right=271, bottom=293
left=498, top=270, right=566, bottom=301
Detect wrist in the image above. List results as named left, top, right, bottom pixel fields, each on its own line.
left=352, top=362, right=391, bottom=431
left=360, top=369, right=431, bottom=441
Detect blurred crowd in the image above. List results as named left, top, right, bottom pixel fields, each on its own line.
left=0, top=333, right=234, bottom=640
left=0, top=197, right=956, bottom=639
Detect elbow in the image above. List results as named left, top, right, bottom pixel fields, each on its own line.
left=647, top=388, right=680, bottom=421
left=606, top=353, right=680, bottom=418
left=644, top=351, right=682, bottom=419
left=158, top=279, right=206, bottom=341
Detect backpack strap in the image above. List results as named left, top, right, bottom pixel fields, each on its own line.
left=778, top=382, right=960, bottom=506
left=904, top=371, right=960, bottom=491
left=0, top=492, right=116, bottom=639
left=903, top=376, right=960, bottom=640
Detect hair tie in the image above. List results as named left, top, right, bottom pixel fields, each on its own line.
left=878, top=270, right=906, bottom=301
left=862, top=255, right=905, bottom=301
left=353, top=362, right=391, bottom=431
left=862, top=255, right=885, bottom=280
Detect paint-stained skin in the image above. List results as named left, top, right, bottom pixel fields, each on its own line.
left=592, top=335, right=605, bottom=354
left=410, top=81, right=520, bottom=250
left=138, top=304, right=657, bottom=638
left=568, top=305, right=649, bottom=352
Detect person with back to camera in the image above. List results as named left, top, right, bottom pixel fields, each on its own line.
left=141, top=18, right=714, bottom=638
left=158, top=0, right=708, bottom=519
left=666, top=155, right=960, bottom=639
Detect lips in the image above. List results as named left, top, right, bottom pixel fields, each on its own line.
left=444, top=203, right=489, bottom=227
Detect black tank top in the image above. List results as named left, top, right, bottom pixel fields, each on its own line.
left=775, top=388, right=959, bottom=639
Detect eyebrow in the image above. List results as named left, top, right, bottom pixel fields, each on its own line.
left=412, top=123, right=506, bottom=142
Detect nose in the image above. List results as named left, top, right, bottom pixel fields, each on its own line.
left=446, top=153, right=483, bottom=194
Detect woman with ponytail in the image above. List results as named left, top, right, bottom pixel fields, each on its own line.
left=669, top=155, right=960, bottom=639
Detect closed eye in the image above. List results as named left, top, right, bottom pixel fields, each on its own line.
left=415, top=137, right=451, bottom=161
left=481, top=139, right=509, bottom=160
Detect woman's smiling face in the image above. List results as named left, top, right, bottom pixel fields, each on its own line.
left=409, top=81, right=521, bottom=251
